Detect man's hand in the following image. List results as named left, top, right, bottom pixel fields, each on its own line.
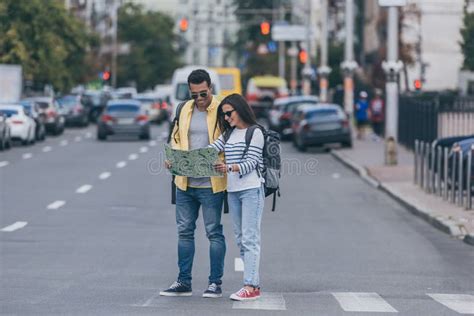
left=165, top=160, right=172, bottom=169
left=214, top=163, right=227, bottom=174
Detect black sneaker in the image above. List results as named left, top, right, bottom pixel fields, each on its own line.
left=159, top=281, right=192, bottom=297
left=202, top=283, right=222, bottom=298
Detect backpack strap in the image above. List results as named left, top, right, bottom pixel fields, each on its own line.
left=241, top=124, right=264, bottom=159
left=167, top=101, right=187, bottom=144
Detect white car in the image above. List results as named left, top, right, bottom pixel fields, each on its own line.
left=0, top=104, right=36, bottom=146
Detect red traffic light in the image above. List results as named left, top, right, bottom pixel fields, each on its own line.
left=260, top=21, right=270, bottom=35
left=299, top=50, right=308, bottom=64
left=102, top=71, right=110, bottom=81
left=179, top=18, right=188, bottom=32
left=414, top=79, right=422, bottom=90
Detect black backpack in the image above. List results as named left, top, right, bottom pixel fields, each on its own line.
left=168, top=101, right=187, bottom=205
left=224, top=125, right=281, bottom=211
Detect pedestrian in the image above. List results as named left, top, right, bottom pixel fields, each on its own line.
left=369, top=89, right=385, bottom=138
left=211, top=94, right=265, bottom=301
left=161, top=69, right=226, bottom=298
left=354, top=91, right=370, bottom=139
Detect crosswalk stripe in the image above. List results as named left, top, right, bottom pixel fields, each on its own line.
left=234, top=257, right=244, bottom=271
left=232, top=293, right=286, bottom=310
left=332, top=292, right=398, bottom=313
left=428, top=294, right=474, bottom=314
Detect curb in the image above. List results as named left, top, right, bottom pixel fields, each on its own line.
left=331, top=150, right=473, bottom=246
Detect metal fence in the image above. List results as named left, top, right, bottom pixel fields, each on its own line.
left=414, top=140, right=473, bottom=210
left=399, top=94, right=474, bottom=150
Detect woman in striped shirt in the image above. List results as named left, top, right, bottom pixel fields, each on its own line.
left=211, top=94, right=265, bottom=301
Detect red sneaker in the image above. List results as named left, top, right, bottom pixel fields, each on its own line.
left=230, top=287, right=259, bottom=301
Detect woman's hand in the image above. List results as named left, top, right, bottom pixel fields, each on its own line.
left=214, top=163, right=228, bottom=173
left=165, top=160, right=172, bottom=169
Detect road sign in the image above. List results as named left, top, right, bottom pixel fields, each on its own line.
left=378, top=0, right=407, bottom=6
left=272, top=25, right=307, bottom=42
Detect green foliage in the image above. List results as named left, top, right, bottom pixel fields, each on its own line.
left=117, top=3, right=181, bottom=91
left=0, top=0, right=97, bottom=92
left=460, top=0, right=474, bottom=70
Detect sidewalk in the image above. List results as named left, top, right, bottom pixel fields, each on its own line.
left=331, top=136, right=474, bottom=246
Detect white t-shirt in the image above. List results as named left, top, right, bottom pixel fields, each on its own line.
left=210, top=127, right=264, bottom=192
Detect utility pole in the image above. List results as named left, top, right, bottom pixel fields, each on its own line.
left=290, top=41, right=298, bottom=95
left=341, top=0, right=357, bottom=118
left=318, top=0, right=331, bottom=102
left=302, top=0, right=313, bottom=95
left=111, top=0, right=118, bottom=88
left=381, top=1, right=405, bottom=165
left=278, top=6, right=286, bottom=79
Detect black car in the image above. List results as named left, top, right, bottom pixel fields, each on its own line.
left=20, top=99, right=46, bottom=141
left=57, top=95, right=90, bottom=127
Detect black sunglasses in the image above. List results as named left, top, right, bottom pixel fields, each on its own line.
left=221, top=110, right=235, bottom=117
left=190, top=91, right=208, bottom=99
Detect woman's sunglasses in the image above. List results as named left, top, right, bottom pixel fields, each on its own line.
left=221, top=110, right=235, bottom=117
left=191, top=91, right=208, bottom=99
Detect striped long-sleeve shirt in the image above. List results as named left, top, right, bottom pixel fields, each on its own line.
left=210, top=127, right=264, bottom=192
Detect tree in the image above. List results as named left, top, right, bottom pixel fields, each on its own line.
left=0, top=0, right=98, bottom=92
left=460, top=0, right=474, bottom=70
left=117, top=3, right=181, bottom=91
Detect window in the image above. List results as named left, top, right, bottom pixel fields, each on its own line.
left=176, top=83, right=190, bottom=101
left=107, top=105, right=140, bottom=113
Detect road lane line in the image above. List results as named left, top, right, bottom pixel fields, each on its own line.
left=47, top=200, right=66, bottom=210
left=129, top=154, right=138, bottom=160
left=428, top=294, right=474, bottom=314
left=76, top=184, right=92, bottom=194
left=116, top=161, right=127, bottom=168
left=1, top=221, right=28, bottom=232
left=235, top=258, right=244, bottom=271
left=42, top=146, right=52, bottom=152
left=99, top=172, right=111, bottom=180
left=0, top=161, right=9, bottom=168
left=332, top=292, right=398, bottom=313
left=74, top=136, right=82, bottom=142
left=139, top=147, right=149, bottom=153
left=22, top=153, right=33, bottom=159
left=60, top=140, right=68, bottom=146
left=148, top=141, right=157, bottom=147
left=232, top=293, right=286, bottom=310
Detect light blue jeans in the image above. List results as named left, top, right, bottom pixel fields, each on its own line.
left=227, top=185, right=264, bottom=287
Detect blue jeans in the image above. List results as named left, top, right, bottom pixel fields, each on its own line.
left=176, top=187, right=225, bottom=286
left=227, top=186, right=264, bottom=287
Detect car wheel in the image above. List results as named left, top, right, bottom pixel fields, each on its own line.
left=297, top=138, right=306, bottom=152
left=140, top=133, right=151, bottom=140
left=342, top=140, right=353, bottom=148
left=97, top=131, right=107, bottom=141
left=0, top=136, right=5, bottom=151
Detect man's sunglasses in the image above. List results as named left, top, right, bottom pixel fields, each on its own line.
left=221, top=110, right=235, bottom=117
left=190, top=91, right=208, bottom=99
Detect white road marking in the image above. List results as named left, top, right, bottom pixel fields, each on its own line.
left=42, top=146, right=52, bottom=152
left=60, top=140, right=68, bottom=146
left=22, top=153, right=33, bottom=159
left=332, top=173, right=341, bottom=179
left=1, top=221, right=28, bottom=232
left=0, top=161, right=9, bottom=168
left=116, top=161, right=127, bottom=168
left=76, top=184, right=92, bottom=194
left=332, top=292, right=398, bottom=313
left=99, top=172, right=111, bottom=180
left=129, top=154, right=138, bottom=160
left=428, top=294, right=474, bottom=314
left=74, top=136, right=82, bottom=142
left=235, top=257, right=244, bottom=271
left=139, top=146, right=149, bottom=153
left=232, top=293, right=286, bottom=310
left=47, top=200, right=66, bottom=210
left=148, top=140, right=156, bottom=147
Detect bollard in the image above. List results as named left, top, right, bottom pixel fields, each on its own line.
left=414, top=140, right=419, bottom=185
left=430, top=143, right=436, bottom=194
left=450, top=149, right=457, bottom=204
left=443, top=147, right=449, bottom=201
left=436, top=146, right=442, bottom=196
left=420, top=141, right=425, bottom=189
left=467, top=146, right=472, bottom=210
left=458, top=150, right=464, bottom=207
left=425, top=142, right=431, bottom=193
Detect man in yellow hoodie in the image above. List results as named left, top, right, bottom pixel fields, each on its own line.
left=160, top=69, right=226, bottom=298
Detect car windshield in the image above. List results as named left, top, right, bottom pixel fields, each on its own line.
left=20, top=101, right=32, bottom=111
left=0, top=109, right=19, bottom=117
left=306, top=109, right=339, bottom=120
left=176, top=83, right=190, bottom=101
left=37, top=102, right=49, bottom=109
left=58, top=96, right=78, bottom=107
left=107, top=104, right=140, bottom=113
left=284, top=101, right=317, bottom=112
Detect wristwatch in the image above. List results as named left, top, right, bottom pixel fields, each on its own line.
left=228, top=165, right=233, bottom=172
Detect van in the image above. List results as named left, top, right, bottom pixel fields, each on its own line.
left=170, top=66, right=221, bottom=119
left=212, top=67, right=242, bottom=98
left=246, top=76, right=288, bottom=117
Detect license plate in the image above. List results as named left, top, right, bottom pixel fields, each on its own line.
left=311, top=123, right=340, bottom=131
left=117, top=118, right=134, bottom=124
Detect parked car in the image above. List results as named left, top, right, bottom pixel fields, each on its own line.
left=81, top=90, right=111, bottom=122
left=19, top=99, right=46, bottom=141
left=292, top=104, right=352, bottom=151
left=97, top=100, right=151, bottom=141
left=0, top=104, right=36, bottom=145
left=22, top=97, right=64, bottom=135
left=246, top=76, right=288, bottom=118
left=269, top=95, right=319, bottom=138
left=0, top=111, right=12, bottom=150
left=57, top=95, right=89, bottom=127
left=135, top=94, right=168, bottom=123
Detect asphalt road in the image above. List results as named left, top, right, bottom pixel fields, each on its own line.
left=1, top=124, right=473, bottom=315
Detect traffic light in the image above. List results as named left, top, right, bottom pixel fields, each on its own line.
left=179, top=18, right=188, bottom=32
left=299, top=50, right=308, bottom=64
left=414, top=79, right=422, bottom=90
left=260, top=21, right=270, bottom=35
left=102, top=71, right=111, bottom=81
